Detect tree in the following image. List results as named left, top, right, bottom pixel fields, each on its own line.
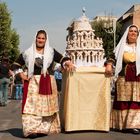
left=91, top=20, right=122, bottom=59
left=9, top=29, right=20, bottom=62
left=0, top=2, right=20, bottom=63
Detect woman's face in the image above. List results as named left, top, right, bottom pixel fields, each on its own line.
left=36, top=33, right=46, bottom=48
left=127, top=26, right=138, bottom=44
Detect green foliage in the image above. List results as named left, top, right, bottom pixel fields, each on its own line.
left=9, top=29, right=20, bottom=62
left=0, top=2, right=11, bottom=53
left=0, top=2, right=20, bottom=63
left=91, top=20, right=122, bottom=59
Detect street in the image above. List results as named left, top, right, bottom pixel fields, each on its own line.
left=0, top=99, right=140, bottom=140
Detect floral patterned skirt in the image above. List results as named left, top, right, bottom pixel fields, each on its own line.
left=22, top=75, right=61, bottom=137
left=22, top=112, right=61, bottom=137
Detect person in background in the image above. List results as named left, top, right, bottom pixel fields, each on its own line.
left=9, top=73, right=15, bottom=99
left=0, top=56, right=11, bottom=106
left=54, top=64, right=63, bottom=108
left=105, top=25, right=140, bottom=134
left=54, top=64, right=62, bottom=92
left=11, top=29, right=75, bottom=138
left=14, top=73, right=23, bottom=100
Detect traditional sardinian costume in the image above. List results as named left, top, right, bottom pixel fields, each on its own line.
left=110, top=25, right=140, bottom=130
left=12, top=34, right=70, bottom=137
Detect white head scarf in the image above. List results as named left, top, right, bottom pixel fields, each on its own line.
left=23, top=30, right=54, bottom=78
left=114, top=24, right=140, bottom=77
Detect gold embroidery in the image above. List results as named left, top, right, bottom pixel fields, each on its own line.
left=123, top=52, right=136, bottom=63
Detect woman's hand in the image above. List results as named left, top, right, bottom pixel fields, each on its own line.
left=105, top=63, right=113, bottom=76
left=19, top=72, right=29, bottom=81
left=63, top=60, right=76, bottom=72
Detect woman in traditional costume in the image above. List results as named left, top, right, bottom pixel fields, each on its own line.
left=105, top=25, right=140, bottom=134
left=12, top=30, right=74, bottom=138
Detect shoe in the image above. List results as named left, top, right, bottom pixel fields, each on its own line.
left=131, top=129, right=140, bottom=134
left=1, top=103, right=6, bottom=106
left=27, top=133, right=38, bottom=138
left=37, top=133, right=47, bottom=137
left=122, top=128, right=139, bottom=134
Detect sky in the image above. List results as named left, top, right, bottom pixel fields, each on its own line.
left=1, top=0, right=140, bottom=53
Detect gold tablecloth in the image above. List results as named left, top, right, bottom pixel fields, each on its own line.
left=61, top=66, right=111, bottom=132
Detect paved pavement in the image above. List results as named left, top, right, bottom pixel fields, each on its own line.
left=0, top=100, right=140, bottom=140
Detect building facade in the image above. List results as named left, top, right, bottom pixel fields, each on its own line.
left=118, top=4, right=140, bottom=33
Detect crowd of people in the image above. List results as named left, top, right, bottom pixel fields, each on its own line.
left=0, top=63, right=26, bottom=106
left=0, top=24, right=140, bottom=138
